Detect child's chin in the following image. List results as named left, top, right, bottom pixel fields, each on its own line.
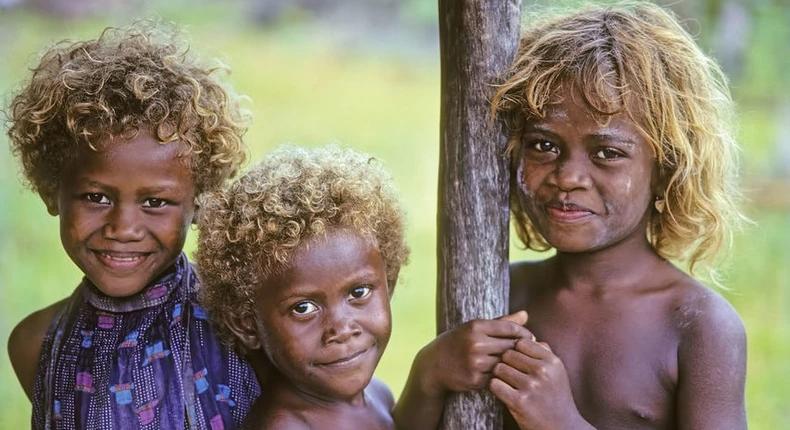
left=88, top=275, right=152, bottom=298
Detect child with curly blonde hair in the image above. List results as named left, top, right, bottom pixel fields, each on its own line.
left=196, top=146, right=409, bottom=429
left=6, top=24, right=259, bottom=428
left=395, top=2, right=748, bottom=429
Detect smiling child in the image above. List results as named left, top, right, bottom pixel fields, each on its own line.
left=395, top=2, right=748, bottom=429
left=6, top=25, right=259, bottom=428
left=196, top=146, right=409, bottom=429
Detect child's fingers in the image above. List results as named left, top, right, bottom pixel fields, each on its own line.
left=497, top=310, right=528, bottom=326
left=514, top=338, right=553, bottom=360
left=472, top=336, right=525, bottom=356
left=492, top=362, right=530, bottom=390
left=489, top=377, right=520, bottom=411
left=473, top=318, right=534, bottom=341
left=501, top=348, right=542, bottom=374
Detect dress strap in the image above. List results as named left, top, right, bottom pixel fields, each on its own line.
left=41, top=287, right=82, bottom=430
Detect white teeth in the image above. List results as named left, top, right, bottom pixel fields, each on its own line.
left=101, top=253, right=144, bottom=262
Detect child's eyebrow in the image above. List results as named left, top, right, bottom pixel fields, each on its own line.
left=276, top=267, right=384, bottom=301
left=137, top=185, right=181, bottom=194
left=76, top=179, right=116, bottom=191
left=522, top=124, right=560, bottom=136
left=588, top=131, right=637, bottom=148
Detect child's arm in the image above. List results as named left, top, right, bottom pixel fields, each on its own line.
left=676, top=291, right=747, bottom=429
left=392, top=311, right=531, bottom=430
left=7, top=298, right=68, bottom=400
left=489, top=339, right=595, bottom=430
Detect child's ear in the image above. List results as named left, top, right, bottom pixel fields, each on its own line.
left=40, top=191, right=59, bottom=216
left=386, top=268, right=401, bottom=298
left=225, top=312, right=262, bottom=351
left=651, top=165, right=667, bottom=198
left=191, top=200, right=200, bottom=225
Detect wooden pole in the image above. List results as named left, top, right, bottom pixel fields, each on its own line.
left=437, top=0, right=521, bottom=429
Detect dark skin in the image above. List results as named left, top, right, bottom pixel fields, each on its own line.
left=392, top=311, right=532, bottom=429
left=8, top=130, right=197, bottom=400
left=395, top=88, right=746, bottom=429
left=228, top=230, right=395, bottom=429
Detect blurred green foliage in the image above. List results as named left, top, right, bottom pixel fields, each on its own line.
left=1, top=1, right=788, bottom=428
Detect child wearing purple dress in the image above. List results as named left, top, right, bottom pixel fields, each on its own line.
left=6, top=24, right=259, bottom=429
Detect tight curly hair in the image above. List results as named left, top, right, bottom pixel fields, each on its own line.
left=196, top=145, right=409, bottom=350
left=5, top=22, right=247, bottom=206
left=491, top=1, right=745, bottom=274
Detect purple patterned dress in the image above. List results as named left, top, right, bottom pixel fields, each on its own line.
left=32, top=254, right=260, bottom=429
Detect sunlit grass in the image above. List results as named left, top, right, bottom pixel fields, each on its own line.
left=1, top=8, right=788, bottom=429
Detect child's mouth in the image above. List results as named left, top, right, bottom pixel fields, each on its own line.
left=93, top=250, right=150, bottom=270
left=545, top=201, right=595, bottom=223
left=317, top=348, right=369, bottom=368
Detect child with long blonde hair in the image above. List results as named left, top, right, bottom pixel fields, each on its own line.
left=394, top=2, right=747, bottom=428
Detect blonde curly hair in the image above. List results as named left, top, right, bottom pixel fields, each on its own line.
left=196, top=145, right=409, bottom=350
left=5, top=22, right=247, bottom=204
left=491, top=1, right=745, bottom=273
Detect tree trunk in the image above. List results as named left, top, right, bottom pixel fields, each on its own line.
left=437, top=1, right=521, bottom=429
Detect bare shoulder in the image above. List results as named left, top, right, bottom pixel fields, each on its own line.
left=367, top=377, right=395, bottom=412
left=8, top=298, right=69, bottom=400
left=509, top=258, right=554, bottom=310
left=669, top=276, right=747, bottom=427
left=258, top=411, right=312, bottom=430
left=671, top=278, right=745, bottom=346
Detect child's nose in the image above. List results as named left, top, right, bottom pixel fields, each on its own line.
left=103, top=205, right=145, bottom=242
left=321, top=308, right=362, bottom=345
left=551, top=154, right=593, bottom=191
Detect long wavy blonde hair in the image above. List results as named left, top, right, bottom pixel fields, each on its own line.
left=492, top=1, right=745, bottom=275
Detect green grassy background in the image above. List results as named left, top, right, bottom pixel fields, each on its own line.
left=1, top=1, right=788, bottom=428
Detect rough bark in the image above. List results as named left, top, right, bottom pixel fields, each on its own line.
left=437, top=0, right=521, bottom=429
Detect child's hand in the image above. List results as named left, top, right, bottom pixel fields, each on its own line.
left=417, top=310, right=532, bottom=396
left=490, top=339, right=593, bottom=430
left=393, top=311, right=531, bottom=430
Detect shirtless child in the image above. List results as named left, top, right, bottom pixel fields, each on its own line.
left=395, top=3, right=747, bottom=429
left=196, top=146, right=410, bottom=429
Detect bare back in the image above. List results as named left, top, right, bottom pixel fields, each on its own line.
left=507, top=257, right=746, bottom=430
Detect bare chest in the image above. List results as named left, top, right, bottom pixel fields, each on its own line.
left=528, top=304, right=680, bottom=429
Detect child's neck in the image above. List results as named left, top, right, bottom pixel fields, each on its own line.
left=247, top=351, right=368, bottom=409
left=552, top=231, right=669, bottom=295
left=271, top=371, right=367, bottom=408
left=245, top=366, right=379, bottom=429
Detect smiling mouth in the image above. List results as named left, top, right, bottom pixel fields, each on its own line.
left=545, top=202, right=595, bottom=222
left=317, top=348, right=370, bottom=368
left=92, top=250, right=151, bottom=270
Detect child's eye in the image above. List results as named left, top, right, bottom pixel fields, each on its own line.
left=593, top=148, right=624, bottom=160
left=349, top=285, right=372, bottom=300
left=142, top=198, right=168, bottom=208
left=84, top=193, right=110, bottom=205
left=291, top=301, right=319, bottom=316
left=530, top=141, right=559, bottom=154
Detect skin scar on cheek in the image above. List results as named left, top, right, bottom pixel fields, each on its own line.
left=515, top=160, right=533, bottom=202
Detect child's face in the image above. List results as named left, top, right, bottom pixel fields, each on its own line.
left=515, top=87, right=657, bottom=253
left=251, top=229, right=391, bottom=402
left=56, top=131, right=196, bottom=297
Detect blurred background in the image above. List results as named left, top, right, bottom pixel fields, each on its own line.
left=0, top=0, right=787, bottom=428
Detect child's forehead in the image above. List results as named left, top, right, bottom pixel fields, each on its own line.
left=256, top=229, right=382, bottom=281
left=64, top=133, right=196, bottom=184
left=525, top=81, right=632, bottom=123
